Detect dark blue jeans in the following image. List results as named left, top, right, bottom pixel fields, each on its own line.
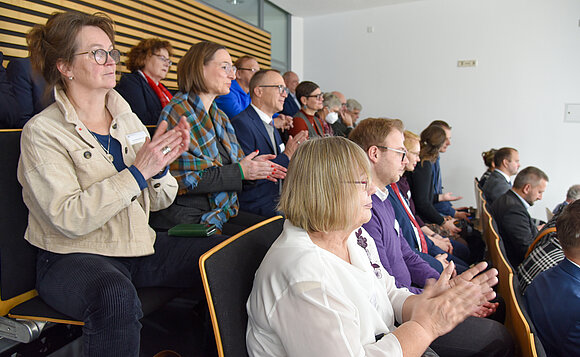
left=36, top=232, right=227, bottom=357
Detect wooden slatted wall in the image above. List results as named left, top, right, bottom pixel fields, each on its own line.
left=0, top=0, right=271, bottom=90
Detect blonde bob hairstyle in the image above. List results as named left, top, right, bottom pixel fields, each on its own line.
left=277, top=136, right=372, bottom=233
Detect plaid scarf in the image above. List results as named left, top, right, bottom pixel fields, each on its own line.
left=160, top=91, right=244, bottom=228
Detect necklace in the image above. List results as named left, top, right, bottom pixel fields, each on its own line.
left=90, top=131, right=114, bottom=162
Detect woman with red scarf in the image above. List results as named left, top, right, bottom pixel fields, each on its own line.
left=116, top=38, right=173, bottom=125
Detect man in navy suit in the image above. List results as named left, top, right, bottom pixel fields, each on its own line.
left=525, top=199, right=580, bottom=356
left=491, top=166, right=548, bottom=267
left=281, top=71, right=300, bottom=117
left=482, top=147, right=520, bottom=204
left=231, top=70, right=308, bottom=217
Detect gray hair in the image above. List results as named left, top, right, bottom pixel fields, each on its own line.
left=346, top=98, right=362, bottom=111
left=513, top=166, right=549, bottom=189
left=566, top=185, right=580, bottom=201
left=323, top=93, right=341, bottom=109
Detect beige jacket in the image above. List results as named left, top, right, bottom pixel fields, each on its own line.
left=17, top=87, right=178, bottom=256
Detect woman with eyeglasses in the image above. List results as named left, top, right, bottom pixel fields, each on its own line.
left=149, top=42, right=286, bottom=236
left=289, top=81, right=330, bottom=138
left=116, top=38, right=174, bottom=125
left=19, top=12, right=229, bottom=356
left=247, top=136, right=500, bottom=357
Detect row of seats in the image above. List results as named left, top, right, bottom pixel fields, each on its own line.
left=475, top=179, right=546, bottom=357
left=0, top=128, right=283, bottom=356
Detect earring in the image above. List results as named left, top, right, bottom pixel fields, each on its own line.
left=68, top=76, right=73, bottom=80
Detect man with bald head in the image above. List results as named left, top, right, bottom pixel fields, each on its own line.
left=281, top=71, right=300, bottom=116
left=231, top=70, right=308, bottom=217
left=330, top=90, right=355, bottom=137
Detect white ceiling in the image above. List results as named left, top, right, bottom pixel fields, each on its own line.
left=268, top=0, right=424, bottom=17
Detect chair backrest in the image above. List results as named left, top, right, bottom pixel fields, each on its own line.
left=525, top=227, right=557, bottom=258
left=199, top=216, right=284, bottom=357
left=0, top=130, right=38, bottom=316
left=474, top=177, right=483, bottom=230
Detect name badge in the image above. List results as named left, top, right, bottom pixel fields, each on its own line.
left=126, top=131, right=148, bottom=145
left=279, top=143, right=285, bottom=153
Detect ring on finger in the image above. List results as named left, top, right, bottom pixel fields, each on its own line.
left=161, top=145, right=172, bottom=155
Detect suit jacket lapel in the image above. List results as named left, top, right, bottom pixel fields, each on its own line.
left=247, top=106, right=276, bottom=153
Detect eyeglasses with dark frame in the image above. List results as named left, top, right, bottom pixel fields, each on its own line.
left=307, top=93, right=324, bottom=100
left=74, top=49, right=121, bottom=65
left=259, top=85, right=289, bottom=95
left=376, top=145, right=407, bottom=162
left=237, top=67, right=258, bottom=73
left=153, top=54, right=172, bottom=66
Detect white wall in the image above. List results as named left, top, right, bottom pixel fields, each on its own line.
left=290, top=16, right=305, bottom=78
left=301, top=0, right=580, bottom=219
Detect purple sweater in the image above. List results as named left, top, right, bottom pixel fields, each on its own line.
left=362, top=190, right=439, bottom=294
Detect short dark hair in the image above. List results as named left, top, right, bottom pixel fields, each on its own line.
left=126, top=38, right=173, bottom=72
left=556, top=199, right=580, bottom=251
left=177, top=41, right=227, bottom=94
left=429, top=120, right=451, bottom=130
left=493, top=147, right=517, bottom=168
left=295, top=81, right=319, bottom=105
left=249, top=69, right=279, bottom=99
left=513, top=166, right=549, bottom=189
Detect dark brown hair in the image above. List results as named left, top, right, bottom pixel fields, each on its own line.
left=27, top=11, right=115, bottom=91
left=556, top=199, right=580, bottom=251
left=126, top=38, right=172, bottom=72
left=177, top=41, right=227, bottom=94
left=493, top=147, right=517, bottom=168
left=420, top=125, right=446, bottom=163
left=295, top=81, right=319, bottom=106
left=482, top=148, right=497, bottom=168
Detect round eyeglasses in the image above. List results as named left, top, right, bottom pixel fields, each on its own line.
left=74, top=49, right=121, bottom=65
left=259, top=85, right=289, bottom=95
left=153, top=54, right=172, bottom=66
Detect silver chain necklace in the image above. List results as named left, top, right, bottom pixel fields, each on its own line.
left=90, top=131, right=113, bottom=162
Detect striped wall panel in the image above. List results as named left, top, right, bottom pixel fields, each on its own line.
left=0, top=0, right=271, bottom=90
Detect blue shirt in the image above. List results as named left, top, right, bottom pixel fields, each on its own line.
left=214, top=79, right=250, bottom=119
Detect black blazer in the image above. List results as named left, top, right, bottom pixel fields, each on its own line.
left=409, top=160, right=444, bottom=225
left=281, top=94, right=300, bottom=117
left=115, top=71, right=163, bottom=125
left=491, top=190, right=538, bottom=267
left=482, top=170, right=511, bottom=205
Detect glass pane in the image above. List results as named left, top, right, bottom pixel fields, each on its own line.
left=202, top=0, right=259, bottom=26
left=264, top=1, right=288, bottom=71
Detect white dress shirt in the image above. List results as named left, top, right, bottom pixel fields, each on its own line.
left=246, top=221, right=413, bottom=357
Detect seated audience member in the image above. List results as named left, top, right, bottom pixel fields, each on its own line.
left=280, top=70, right=300, bottom=116
left=482, top=147, right=520, bottom=204
left=479, top=148, right=497, bottom=188
left=0, top=51, right=19, bottom=128
left=247, top=136, right=504, bottom=357
left=149, top=42, right=286, bottom=236
left=491, top=166, right=549, bottom=267
left=214, top=55, right=259, bottom=119
left=348, top=119, right=512, bottom=356
left=19, top=12, right=227, bottom=356
left=525, top=200, right=580, bottom=356
left=553, top=184, right=580, bottom=215
left=289, top=81, right=327, bottom=138
left=346, top=98, right=362, bottom=122
left=329, top=90, right=355, bottom=137
left=317, top=92, right=342, bottom=135
left=230, top=70, right=307, bottom=217
left=410, top=125, right=461, bottom=233
left=115, top=38, right=173, bottom=125
left=427, top=120, right=469, bottom=220
left=517, top=213, right=564, bottom=294
left=388, top=129, right=470, bottom=273
left=6, top=56, right=52, bottom=128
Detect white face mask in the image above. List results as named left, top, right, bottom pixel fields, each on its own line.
left=325, top=111, right=339, bottom=124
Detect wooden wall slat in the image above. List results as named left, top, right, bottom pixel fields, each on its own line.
left=0, top=0, right=272, bottom=90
